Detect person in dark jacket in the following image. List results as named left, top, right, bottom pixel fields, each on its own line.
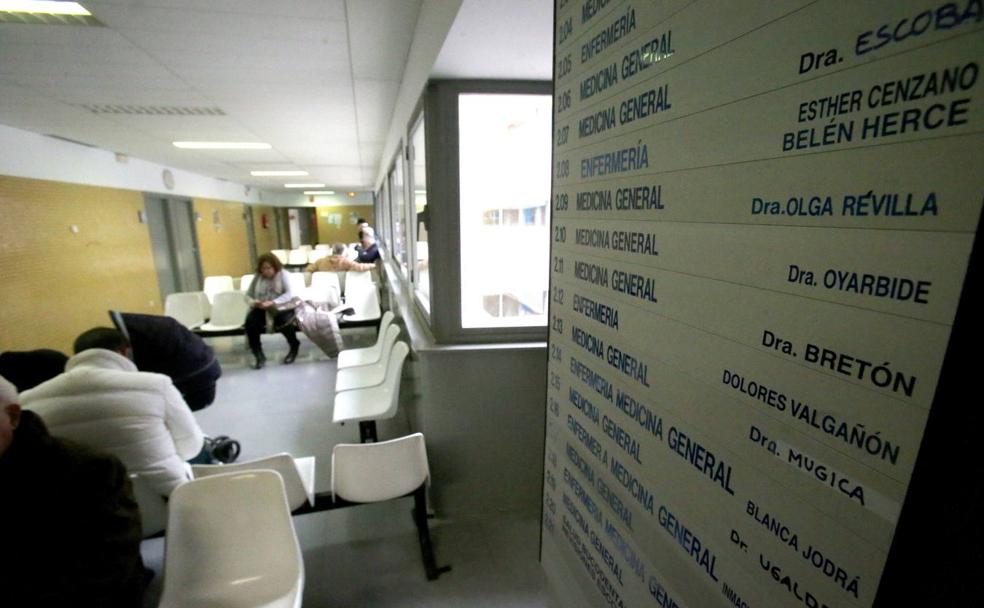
left=355, top=225, right=380, bottom=263
left=0, top=375, right=148, bottom=608
left=109, top=310, right=222, bottom=411
left=0, top=348, right=69, bottom=391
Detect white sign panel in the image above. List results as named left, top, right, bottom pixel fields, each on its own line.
left=541, top=1, right=984, bottom=607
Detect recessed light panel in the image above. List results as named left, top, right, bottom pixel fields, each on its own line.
left=250, top=170, right=309, bottom=177
left=173, top=141, right=271, bottom=150
left=284, top=183, right=325, bottom=188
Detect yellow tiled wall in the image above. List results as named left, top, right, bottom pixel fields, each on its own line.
left=251, top=204, right=278, bottom=259
left=316, top=205, right=374, bottom=247
left=194, top=198, right=253, bottom=278
left=0, top=176, right=162, bottom=353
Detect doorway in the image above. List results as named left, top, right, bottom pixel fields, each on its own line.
left=144, top=195, right=203, bottom=301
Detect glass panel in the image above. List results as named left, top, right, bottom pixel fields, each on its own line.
left=410, top=115, right=430, bottom=311
left=458, top=93, right=552, bottom=328
left=391, top=154, right=408, bottom=276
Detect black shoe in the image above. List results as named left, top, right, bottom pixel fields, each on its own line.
left=252, top=349, right=266, bottom=369
left=283, top=344, right=299, bottom=365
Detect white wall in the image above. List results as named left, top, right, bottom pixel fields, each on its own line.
left=0, top=124, right=264, bottom=203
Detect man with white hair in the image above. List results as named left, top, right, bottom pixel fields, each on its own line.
left=355, top=225, right=381, bottom=263
left=0, top=375, right=147, bottom=606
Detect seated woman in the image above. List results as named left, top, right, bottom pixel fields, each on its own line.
left=245, top=253, right=301, bottom=369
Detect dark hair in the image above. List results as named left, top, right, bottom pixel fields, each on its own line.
left=356, top=218, right=367, bottom=224
left=256, top=252, right=283, bottom=273
left=73, top=328, right=129, bottom=355
left=332, top=242, right=346, bottom=255
left=0, top=349, right=69, bottom=391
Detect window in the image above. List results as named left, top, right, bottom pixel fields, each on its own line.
left=377, top=81, right=551, bottom=344
left=389, top=151, right=409, bottom=277
left=409, top=114, right=430, bottom=312
left=458, top=93, right=552, bottom=329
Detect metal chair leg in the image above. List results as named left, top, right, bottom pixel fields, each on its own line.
left=412, top=485, right=451, bottom=580
left=358, top=420, right=377, bottom=443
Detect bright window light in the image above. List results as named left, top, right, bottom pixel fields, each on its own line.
left=0, top=1, right=91, bottom=15
left=172, top=141, right=271, bottom=150
left=249, top=170, right=308, bottom=177
left=303, top=190, right=335, bottom=195
left=284, top=183, right=325, bottom=188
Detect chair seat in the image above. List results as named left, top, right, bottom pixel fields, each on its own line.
left=198, top=321, right=244, bottom=332
left=192, top=454, right=315, bottom=512
left=159, top=471, right=304, bottom=608
left=335, top=360, right=387, bottom=392
left=333, top=383, right=394, bottom=423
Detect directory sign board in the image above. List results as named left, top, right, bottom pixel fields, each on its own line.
left=540, top=1, right=983, bottom=606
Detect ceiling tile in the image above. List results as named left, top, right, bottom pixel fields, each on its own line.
left=347, top=0, right=421, bottom=80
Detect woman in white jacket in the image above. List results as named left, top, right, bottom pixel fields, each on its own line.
left=20, top=328, right=205, bottom=498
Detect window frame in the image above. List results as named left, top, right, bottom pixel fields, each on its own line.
left=422, top=79, right=553, bottom=344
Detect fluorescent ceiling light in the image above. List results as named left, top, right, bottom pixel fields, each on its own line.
left=284, top=183, right=325, bottom=188
left=304, top=190, right=335, bottom=195
left=173, top=141, right=271, bottom=150
left=250, top=170, right=309, bottom=177
left=0, top=1, right=91, bottom=15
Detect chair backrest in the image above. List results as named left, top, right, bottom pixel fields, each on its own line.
left=287, top=249, right=308, bottom=265
left=130, top=473, right=168, bottom=537
left=164, top=292, right=206, bottom=329
left=371, top=314, right=398, bottom=349
left=240, top=274, right=255, bottom=292
left=209, top=291, right=250, bottom=326
left=309, top=272, right=341, bottom=304
left=308, top=249, right=328, bottom=264
left=375, top=326, right=402, bottom=369
left=203, top=275, right=235, bottom=304
left=345, top=270, right=373, bottom=292
left=192, top=454, right=312, bottom=511
left=377, top=341, right=409, bottom=418
left=271, top=249, right=289, bottom=264
left=342, top=283, right=381, bottom=320
left=160, top=471, right=304, bottom=608
left=297, top=245, right=312, bottom=253
left=315, top=244, right=331, bottom=251
left=285, top=271, right=307, bottom=297
left=332, top=433, right=429, bottom=503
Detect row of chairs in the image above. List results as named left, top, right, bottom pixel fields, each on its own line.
left=166, top=272, right=381, bottom=334
left=272, top=244, right=361, bottom=267
left=152, top=432, right=448, bottom=606
left=332, top=312, right=407, bottom=442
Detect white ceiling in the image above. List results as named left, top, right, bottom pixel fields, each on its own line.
left=0, top=0, right=554, bottom=195
left=0, top=0, right=422, bottom=192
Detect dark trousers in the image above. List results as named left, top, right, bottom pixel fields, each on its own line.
left=245, top=308, right=299, bottom=352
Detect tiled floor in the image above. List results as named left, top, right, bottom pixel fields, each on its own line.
left=140, top=332, right=547, bottom=607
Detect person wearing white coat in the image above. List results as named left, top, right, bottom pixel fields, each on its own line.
left=21, top=328, right=205, bottom=498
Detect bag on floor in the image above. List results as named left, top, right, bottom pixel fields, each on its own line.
left=294, top=301, right=345, bottom=357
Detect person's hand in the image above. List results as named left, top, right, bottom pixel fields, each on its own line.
left=257, top=300, right=274, bottom=310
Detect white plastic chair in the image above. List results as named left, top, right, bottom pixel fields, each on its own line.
left=335, top=328, right=400, bottom=392
left=240, top=274, right=255, bottom=292
left=297, top=245, right=312, bottom=254
left=345, top=270, right=374, bottom=292
left=203, top=275, right=234, bottom=304
left=331, top=433, right=449, bottom=580
left=198, top=291, right=249, bottom=332
left=315, top=244, right=331, bottom=251
left=287, top=249, right=308, bottom=266
left=338, top=312, right=395, bottom=369
left=308, top=249, right=328, bottom=264
left=308, top=271, right=342, bottom=305
left=341, top=284, right=382, bottom=323
left=285, top=271, right=307, bottom=299
left=159, top=471, right=304, bottom=608
left=164, top=292, right=206, bottom=329
left=333, top=341, right=409, bottom=442
left=192, top=454, right=315, bottom=512
left=271, top=249, right=289, bottom=264
left=130, top=473, right=168, bottom=538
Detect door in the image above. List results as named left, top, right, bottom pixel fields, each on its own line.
left=144, top=195, right=204, bottom=302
